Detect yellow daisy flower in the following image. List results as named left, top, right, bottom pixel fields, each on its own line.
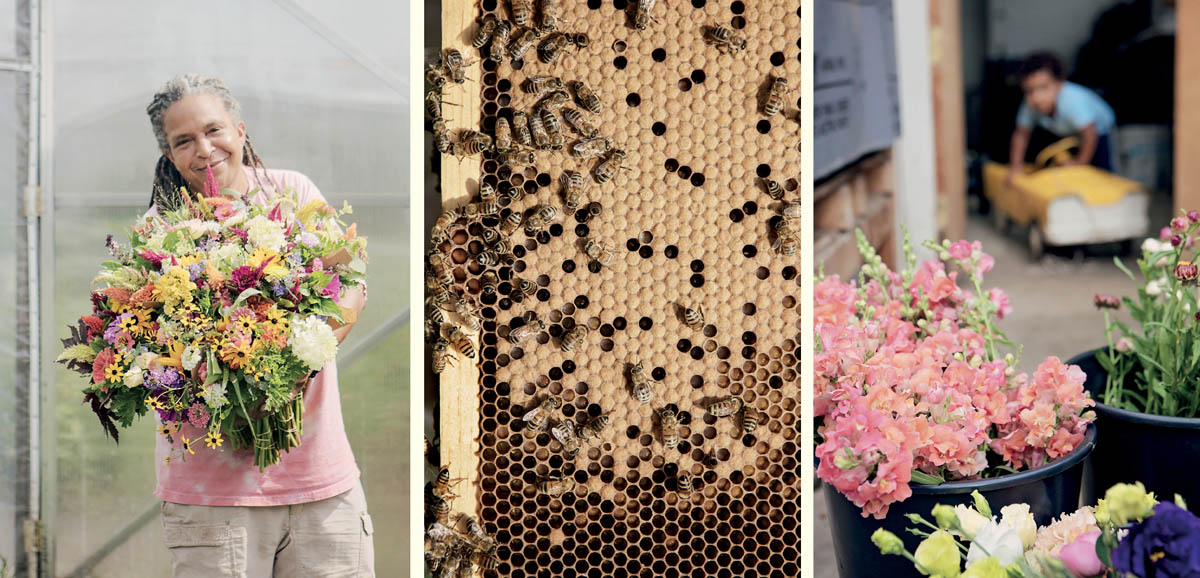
left=180, top=436, right=196, bottom=455
left=204, top=431, right=224, bottom=449
left=157, top=424, right=173, bottom=438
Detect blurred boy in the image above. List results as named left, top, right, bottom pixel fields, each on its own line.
left=1008, top=52, right=1116, bottom=183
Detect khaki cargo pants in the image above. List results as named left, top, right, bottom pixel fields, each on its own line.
left=161, top=481, right=375, bottom=577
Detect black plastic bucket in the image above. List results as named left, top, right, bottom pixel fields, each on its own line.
left=1069, top=348, right=1200, bottom=507
left=824, top=425, right=1096, bottom=578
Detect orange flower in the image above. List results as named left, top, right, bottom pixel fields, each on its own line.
left=219, top=337, right=257, bottom=370
left=128, top=284, right=158, bottom=306
left=101, top=287, right=133, bottom=305
left=154, top=340, right=185, bottom=370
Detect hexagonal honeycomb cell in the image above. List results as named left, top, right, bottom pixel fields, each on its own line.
left=432, top=0, right=802, bottom=576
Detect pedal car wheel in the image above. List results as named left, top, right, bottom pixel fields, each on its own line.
left=1029, top=222, right=1045, bottom=259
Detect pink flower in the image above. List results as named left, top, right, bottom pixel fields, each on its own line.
left=1189, top=210, right=1200, bottom=223
left=1058, top=531, right=1103, bottom=577
left=989, top=288, right=1013, bottom=319
left=322, top=274, right=342, bottom=302
left=214, top=204, right=239, bottom=221
left=1161, top=226, right=1173, bottom=241
left=1172, top=217, right=1189, bottom=232
left=187, top=403, right=210, bottom=429
left=948, top=240, right=972, bottom=260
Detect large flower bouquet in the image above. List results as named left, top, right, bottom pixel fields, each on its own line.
left=1095, top=210, right=1200, bottom=417
left=56, top=171, right=367, bottom=470
left=815, top=230, right=1095, bottom=518
left=873, top=482, right=1200, bottom=577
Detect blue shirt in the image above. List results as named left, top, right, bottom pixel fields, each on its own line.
left=1016, top=81, right=1115, bottom=136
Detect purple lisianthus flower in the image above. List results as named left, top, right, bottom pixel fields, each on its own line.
left=188, top=263, right=204, bottom=282
left=149, top=367, right=185, bottom=390
left=1113, top=502, right=1200, bottom=577
left=299, top=232, right=318, bottom=247
left=271, top=282, right=287, bottom=297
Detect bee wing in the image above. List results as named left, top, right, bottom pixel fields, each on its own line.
left=551, top=420, right=575, bottom=442
left=522, top=406, right=542, bottom=422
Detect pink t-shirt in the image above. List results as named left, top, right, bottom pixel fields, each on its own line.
left=153, top=165, right=360, bottom=506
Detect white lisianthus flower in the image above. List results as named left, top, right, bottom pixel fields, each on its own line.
left=1147, top=279, right=1163, bottom=297
left=289, top=315, right=339, bottom=371
left=210, top=244, right=246, bottom=269
left=953, top=504, right=992, bottom=540
left=143, top=231, right=167, bottom=252
left=181, top=346, right=202, bottom=371
left=185, top=220, right=221, bottom=238
left=1000, top=503, right=1038, bottom=549
left=967, top=521, right=1025, bottom=567
left=245, top=215, right=286, bottom=252
left=123, top=367, right=144, bottom=388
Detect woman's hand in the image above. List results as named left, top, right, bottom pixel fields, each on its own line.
left=332, top=284, right=366, bottom=345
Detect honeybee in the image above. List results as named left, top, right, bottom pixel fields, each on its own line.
left=511, top=111, right=533, bottom=147
left=442, top=48, right=472, bottom=83
left=508, top=319, right=546, bottom=344
left=430, top=493, right=452, bottom=524
left=524, top=204, right=558, bottom=234
left=425, top=90, right=445, bottom=120
left=425, top=63, right=447, bottom=90
left=432, top=209, right=460, bottom=237
left=680, top=303, right=705, bottom=329
left=432, top=338, right=455, bottom=374
left=490, top=20, right=511, bottom=63
left=499, top=211, right=524, bottom=235
left=473, top=15, right=497, bottom=48
left=570, top=81, right=601, bottom=114
left=538, top=0, right=567, bottom=31
left=426, top=521, right=454, bottom=543
left=659, top=408, right=680, bottom=450
left=462, top=516, right=495, bottom=550
left=561, top=170, right=586, bottom=212
left=762, top=177, right=784, bottom=200
left=676, top=474, right=693, bottom=499
left=629, top=357, right=655, bottom=404
left=432, top=465, right=465, bottom=498
left=491, top=238, right=513, bottom=255
left=781, top=200, right=801, bottom=219
left=561, top=324, right=589, bottom=352
left=536, top=89, right=571, bottom=111
left=705, top=25, right=747, bottom=53
left=508, top=27, right=540, bottom=61
left=523, top=75, right=564, bottom=95
left=764, top=76, right=789, bottom=117
left=426, top=297, right=447, bottom=327
left=439, top=544, right=462, bottom=574
left=448, top=325, right=476, bottom=358
left=538, top=32, right=573, bottom=64
left=432, top=118, right=452, bottom=155
left=528, top=110, right=550, bottom=149
left=479, top=181, right=497, bottom=203
left=454, top=298, right=481, bottom=332
left=472, top=549, right=499, bottom=572
left=578, top=414, right=611, bottom=443
left=515, top=277, right=538, bottom=297
left=551, top=420, right=581, bottom=458
left=429, top=252, right=454, bottom=287
left=772, top=219, right=798, bottom=256
left=493, top=117, right=513, bottom=153
left=498, top=150, right=536, bottom=169
left=540, top=107, right=565, bottom=150
left=453, top=137, right=489, bottom=156
left=522, top=395, right=562, bottom=437
left=511, top=0, right=532, bottom=26
left=480, top=270, right=499, bottom=295
left=476, top=249, right=499, bottom=267
left=740, top=407, right=760, bottom=437
left=707, top=396, right=744, bottom=417
left=583, top=239, right=616, bottom=267
left=634, top=0, right=657, bottom=30
left=539, top=475, right=575, bottom=497
left=570, top=137, right=611, bottom=159
left=561, top=107, right=599, bottom=138
left=593, top=149, right=628, bottom=184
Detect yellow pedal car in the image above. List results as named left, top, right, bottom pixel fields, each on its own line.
left=984, top=138, right=1150, bottom=258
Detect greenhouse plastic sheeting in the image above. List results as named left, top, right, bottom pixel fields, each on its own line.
left=4, top=1, right=411, bottom=576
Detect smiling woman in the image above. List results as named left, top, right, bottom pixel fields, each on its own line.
left=141, top=74, right=374, bottom=577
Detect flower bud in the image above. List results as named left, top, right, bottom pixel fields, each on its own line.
left=932, top=504, right=959, bottom=530
left=971, top=490, right=992, bottom=517
left=1116, top=337, right=1134, bottom=353
left=1176, top=261, right=1199, bottom=283
left=1189, top=210, right=1200, bottom=223
left=1173, top=235, right=1184, bottom=247
left=1093, top=294, right=1121, bottom=310
left=1173, top=216, right=1189, bottom=232
left=871, top=529, right=906, bottom=556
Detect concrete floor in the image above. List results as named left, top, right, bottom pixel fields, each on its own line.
left=813, top=193, right=1171, bottom=576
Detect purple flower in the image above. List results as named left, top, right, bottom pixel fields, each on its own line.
left=299, top=232, right=318, bottom=247
left=231, top=265, right=261, bottom=292
left=149, top=367, right=184, bottom=390
left=188, top=263, right=204, bottom=282
left=271, top=282, right=287, bottom=297
left=1113, top=502, right=1200, bottom=577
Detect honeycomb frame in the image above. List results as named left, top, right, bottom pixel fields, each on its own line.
left=433, top=1, right=802, bottom=576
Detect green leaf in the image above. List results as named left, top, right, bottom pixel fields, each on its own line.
left=232, top=288, right=261, bottom=309
left=349, top=257, right=366, bottom=274
left=909, top=470, right=944, bottom=485
left=162, top=230, right=181, bottom=252
left=1113, top=255, right=1138, bottom=283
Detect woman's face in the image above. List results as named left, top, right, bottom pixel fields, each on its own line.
left=162, top=93, right=247, bottom=193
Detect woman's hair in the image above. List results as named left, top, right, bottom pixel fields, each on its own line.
left=1018, top=52, right=1065, bottom=82
left=146, top=74, right=267, bottom=210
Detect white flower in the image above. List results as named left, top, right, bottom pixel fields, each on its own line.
left=1147, top=279, right=1163, bottom=296
left=210, top=244, right=246, bottom=269
left=202, top=382, right=227, bottom=410
left=123, top=367, right=144, bottom=388
left=967, top=521, right=1025, bottom=566
left=953, top=504, right=992, bottom=540
left=181, top=346, right=202, bottom=371
left=135, top=351, right=158, bottom=370
left=289, top=315, right=339, bottom=371
left=1000, top=503, right=1038, bottom=548
left=245, top=215, right=286, bottom=252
